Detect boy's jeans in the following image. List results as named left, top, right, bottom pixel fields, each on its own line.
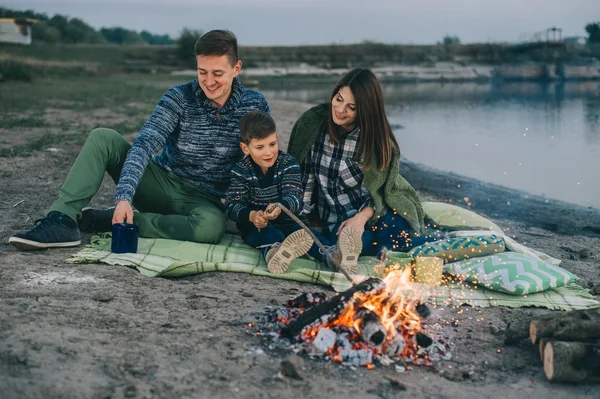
left=238, top=221, right=326, bottom=261
left=239, top=210, right=438, bottom=263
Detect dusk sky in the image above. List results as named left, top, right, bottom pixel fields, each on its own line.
left=4, top=0, right=598, bottom=45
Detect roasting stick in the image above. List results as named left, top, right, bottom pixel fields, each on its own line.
left=266, top=202, right=354, bottom=284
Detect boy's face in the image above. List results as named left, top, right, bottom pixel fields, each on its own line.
left=240, top=132, right=279, bottom=171
left=197, top=54, right=242, bottom=108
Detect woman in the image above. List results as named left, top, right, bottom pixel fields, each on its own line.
left=288, top=68, right=428, bottom=274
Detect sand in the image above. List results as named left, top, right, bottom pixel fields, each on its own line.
left=1, top=98, right=599, bottom=399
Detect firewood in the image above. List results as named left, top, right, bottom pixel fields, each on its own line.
left=384, top=334, right=406, bottom=357
left=504, top=312, right=558, bottom=345
left=286, top=292, right=327, bottom=309
left=280, top=278, right=386, bottom=339
left=530, top=309, right=600, bottom=344
left=355, top=308, right=387, bottom=347
left=539, top=338, right=555, bottom=362
left=543, top=341, right=600, bottom=382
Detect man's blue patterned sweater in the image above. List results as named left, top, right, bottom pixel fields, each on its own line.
left=115, top=77, right=270, bottom=203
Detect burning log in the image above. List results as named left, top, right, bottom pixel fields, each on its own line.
left=280, top=278, right=385, bottom=339
left=543, top=341, right=600, bottom=382
left=355, top=308, right=387, bottom=347
left=416, top=332, right=433, bottom=348
left=530, top=309, right=600, bottom=344
left=415, top=302, right=431, bottom=319
left=286, top=292, right=327, bottom=309
left=384, top=334, right=406, bottom=357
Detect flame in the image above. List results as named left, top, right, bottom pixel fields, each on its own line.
left=301, top=265, right=429, bottom=364
left=347, top=267, right=423, bottom=338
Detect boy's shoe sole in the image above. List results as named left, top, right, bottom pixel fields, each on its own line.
left=267, top=230, right=313, bottom=274
left=336, top=226, right=363, bottom=275
left=8, top=237, right=81, bottom=250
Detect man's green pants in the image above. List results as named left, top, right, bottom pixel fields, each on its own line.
left=49, top=128, right=226, bottom=243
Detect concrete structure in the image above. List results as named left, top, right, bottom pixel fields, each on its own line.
left=0, top=18, right=37, bottom=45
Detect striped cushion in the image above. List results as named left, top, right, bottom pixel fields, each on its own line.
left=444, top=252, right=578, bottom=295
left=409, top=235, right=505, bottom=263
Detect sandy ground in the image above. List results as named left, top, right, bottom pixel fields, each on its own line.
left=1, top=98, right=600, bottom=399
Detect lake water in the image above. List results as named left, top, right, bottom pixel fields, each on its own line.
left=262, top=81, right=600, bottom=209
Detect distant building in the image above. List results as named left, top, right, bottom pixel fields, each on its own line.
left=0, top=18, right=37, bottom=45
left=564, top=36, right=587, bottom=46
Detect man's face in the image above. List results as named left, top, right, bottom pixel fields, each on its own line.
left=240, top=132, right=279, bottom=172
left=196, top=54, right=242, bottom=108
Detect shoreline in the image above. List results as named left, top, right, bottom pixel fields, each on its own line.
left=401, top=159, right=600, bottom=238
left=168, top=61, right=600, bottom=84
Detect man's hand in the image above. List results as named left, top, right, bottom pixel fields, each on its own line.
left=263, top=204, right=281, bottom=220
left=250, top=210, right=268, bottom=231
left=112, top=200, right=134, bottom=224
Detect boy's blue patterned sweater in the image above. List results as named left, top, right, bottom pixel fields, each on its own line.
left=225, top=151, right=303, bottom=225
left=115, top=78, right=270, bottom=203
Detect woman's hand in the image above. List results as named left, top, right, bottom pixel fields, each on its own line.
left=337, top=214, right=368, bottom=236
left=336, top=206, right=374, bottom=236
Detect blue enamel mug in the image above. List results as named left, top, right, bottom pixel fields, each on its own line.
left=111, top=223, right=139, bottom=254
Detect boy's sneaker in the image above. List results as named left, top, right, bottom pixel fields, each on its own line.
left=8, top=211, right=81, bottom=250
left=326, top=226, right=362, bottom=275
left=266, top=229, right=313, bottom=274
left=78, top=207, right=115, bottom=233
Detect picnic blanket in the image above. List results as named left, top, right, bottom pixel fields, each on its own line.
left=68, top=233, right=600, bottom=311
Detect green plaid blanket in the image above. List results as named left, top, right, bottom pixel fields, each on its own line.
left=68, top=233, right=599, bottom=311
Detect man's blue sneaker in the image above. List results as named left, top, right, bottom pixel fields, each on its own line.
left=78, top=207, right=115, bottom=233
left=8, top=211, right=81, bottom=250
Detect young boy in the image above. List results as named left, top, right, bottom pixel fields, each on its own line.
left=225, top=111, right=313, bottom=274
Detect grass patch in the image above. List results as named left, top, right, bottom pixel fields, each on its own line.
left=104, top=119, right=148, bottom=135
left=0, top=74, right=177, bottom=156
left=0, top=60, right=33, bottom=81
left=0, top=75, right=173, bottom=113
left=0, top=116, right=46, bottom=128
left=0, top=133, right=79, bottom=158
left=0, top=59, right=99, bottom=82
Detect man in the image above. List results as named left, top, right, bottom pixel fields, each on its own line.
left=9, top=30, right=269, bottom=250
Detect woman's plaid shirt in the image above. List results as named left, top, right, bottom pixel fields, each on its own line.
left=302, top=127, right=374, bottom=232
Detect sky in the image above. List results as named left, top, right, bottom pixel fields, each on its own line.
left=3, top=0, right=598, bottom=45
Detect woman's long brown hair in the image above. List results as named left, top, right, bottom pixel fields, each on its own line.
left=328, top=68, right=399, bottom=171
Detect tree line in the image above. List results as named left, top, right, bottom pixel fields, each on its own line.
left=0, top=7, right=174, bottom=45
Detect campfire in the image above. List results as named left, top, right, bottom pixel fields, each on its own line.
left=258, top=266, right=452, bottom=369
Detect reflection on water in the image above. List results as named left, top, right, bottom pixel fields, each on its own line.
left=263, top=81, right=600, bottom=208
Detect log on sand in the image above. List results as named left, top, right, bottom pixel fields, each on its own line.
left=530, top=309, right=600, bottom=344
left=543, top=341, right=600, bottom=382
left=504, top=312, right=557, bottom=345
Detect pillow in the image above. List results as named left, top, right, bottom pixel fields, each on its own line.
left=409, top=235, right=505, bottom=263
left=422, top=201, right=503, bottom=233
left=443, top=252, right=578, bottom=295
